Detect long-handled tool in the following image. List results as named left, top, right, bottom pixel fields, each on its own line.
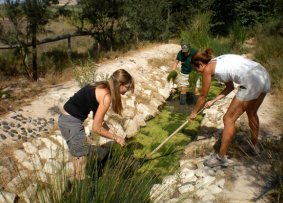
left=142, top=108, right=205, bottom=163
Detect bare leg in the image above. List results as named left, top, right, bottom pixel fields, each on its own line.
left=246, top=93, right=266, bottom=145
left=180, top=86, right=188, bottom=94
left=73, top=156, right=87, bottom=180
left=218, top=97, right=248, bottom=157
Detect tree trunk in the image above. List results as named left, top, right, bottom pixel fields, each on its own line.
left=32, top=31, right=37, bottom=81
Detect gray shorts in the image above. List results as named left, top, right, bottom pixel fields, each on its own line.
left=58, top=114, right=89, bottom=157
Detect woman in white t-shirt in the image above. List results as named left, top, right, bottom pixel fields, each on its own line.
left=189, top=48, right=271, bottom=168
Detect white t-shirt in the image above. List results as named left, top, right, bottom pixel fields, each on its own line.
left=213, top=54, right=271, bottom=100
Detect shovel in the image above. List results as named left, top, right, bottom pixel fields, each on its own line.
left=142, top=108, right=205, bottom=163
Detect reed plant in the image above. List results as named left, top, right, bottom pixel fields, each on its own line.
left=180, top=12, right=231, bottom=56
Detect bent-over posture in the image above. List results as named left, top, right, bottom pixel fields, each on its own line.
left=189, top=49, right=271, bottom=167
left=58, top=69, right=134, bottom=179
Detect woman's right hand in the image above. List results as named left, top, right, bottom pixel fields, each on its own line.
left=114, top=135, right=126, bottom=147
left=204, top=100, right=214, bottom=109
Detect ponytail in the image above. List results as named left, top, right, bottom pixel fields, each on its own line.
left=191, top=48, right=214, bottom=67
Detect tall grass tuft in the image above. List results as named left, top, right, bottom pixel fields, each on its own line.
left=252, top=22, right=283, bottom=92
left=180, top=12, right=231, bottom=56
left=229, top=21, right=249, bottom=53
left=73, top=59, right=109, bottom=87
left=37, top=146, right=158, bottom=203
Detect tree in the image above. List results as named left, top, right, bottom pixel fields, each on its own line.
left=0, top=0, right=58, bottom=81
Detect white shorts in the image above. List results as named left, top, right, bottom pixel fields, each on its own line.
left=176, top=72, right=201, bottom=89
left=236, top=65, right=271, bottom=101
left=177, top=72, right=189, bottom=87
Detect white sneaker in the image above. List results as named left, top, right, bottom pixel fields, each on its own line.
left=204, top=153, right=229, bottom=168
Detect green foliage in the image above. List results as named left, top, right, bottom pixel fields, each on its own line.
left=37, top=148, right=158, bottom=203
left=188, top=70, right=200, bottom=92
left=210, top=0, right=278, bottom=36
left=124, top=0, right=169, bottom=41
left=169, top=0, right=213, bottom=36
left=129, top=108, right=200, bottom=176
left=40, top=47, right=71, bottom=75
left=73, top=60, right=109, bottom=87
left=229, top=21, right=249, bottom=53
left=234, top=0, right=275, bottom=26
left=180, top=12, right=231, bottom=56
left=180, top=12, right=212, bottom=50
left=252, top=20, right=283, bottom=92
left=0, top=50, right=22, bottom=76
left=0, top=0, right=60, bottom=80
left=166, top=70, right=178, bottom=83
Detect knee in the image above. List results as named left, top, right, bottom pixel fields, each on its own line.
left=223, top=114, right=235, bottom=126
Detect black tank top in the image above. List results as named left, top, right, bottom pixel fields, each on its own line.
left=64, top=84, right=99, bottom=121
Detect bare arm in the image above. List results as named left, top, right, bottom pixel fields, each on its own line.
left=172, top=59, right=179, bottom=70
left=92, top=90, right=125, bottom=146
left=206, top=81, right=235, bottom=106
left=205, top=81, right=234, bottom=108
left=189, top=66, right=212, bottom=119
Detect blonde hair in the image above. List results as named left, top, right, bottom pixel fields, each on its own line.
left=95, top=69, right=134, bottom=115
left=191, top=48, right=214, bottom=67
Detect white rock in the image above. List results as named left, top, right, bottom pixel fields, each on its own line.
left=180, top=159, right=196, bottom=169
left=178, top=184, right=194, bottom=194
left=43, top=159, right=61, bottom=174
left=36, top=171, right=48, bottom=182
left=50, top=134, right=68, bottom=149
left=195, top=176, right=216, bottom=189
left=201, top=194, right=215, bottom=202
left=150, top=183, right=175, bottom=202
left=38, top=148, right=57, bottom=160
left=57, top=150, right=70, bottom=163
left=23, top=142, right=38, bottom=154
left=6, top=171, right=29, bottom=192
left=160, top=65, right=170, bottom=72
left=30, top=154, right=43, bottom=170
left=215, top=178, right=225, bottom=189
left=124, top=119, right=140, bottom=138
left=19, top=183, right=38, bottom=203
left=162, top=175, right=178, bottom=186
left=21, top=160, right=35, bottom=171
left=143, top=89, right=152, bottom=97
left=208, top=184, right=223, bottom=194
left=196, top=189, right=208, bottom=198
left=158, top=87, right=170, bottom=99
left=40, top=138, right=59, bottom=151
left=133, top=114, right=146, bottom=126
left=14, top=150, right=28, bottom=162
left=107, top=118, right=126, bottom=137
left=64, top=162, right=75, bottom=177
left=31, top=139, right=43, bottom=147
left=136, top=103, right=154, bottom=120
left=0, top=191, right=16, bottom=203
left=125, top=98, right=136, bottom=108
left=122, top=108, right=136, bottom=118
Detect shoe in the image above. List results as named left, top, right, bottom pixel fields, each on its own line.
left=241, top=143, right=261, bottom=156
left=204, top=153, right=229, bottom=168
left=180, top=94, right=187, bottom=105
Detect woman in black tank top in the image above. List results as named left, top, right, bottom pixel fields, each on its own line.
left=58, top=69, right=135, bottom=179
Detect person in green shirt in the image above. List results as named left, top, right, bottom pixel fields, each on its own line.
left=172, top=42, right=200, bottom=105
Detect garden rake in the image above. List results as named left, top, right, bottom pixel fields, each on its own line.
left=142, top=107, right=205, bottom=163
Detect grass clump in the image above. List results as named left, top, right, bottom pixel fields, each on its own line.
left=127, top=107, right=202, bottom=177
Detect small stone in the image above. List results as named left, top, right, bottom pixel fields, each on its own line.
left=0, top=134, right=7, bottom=140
